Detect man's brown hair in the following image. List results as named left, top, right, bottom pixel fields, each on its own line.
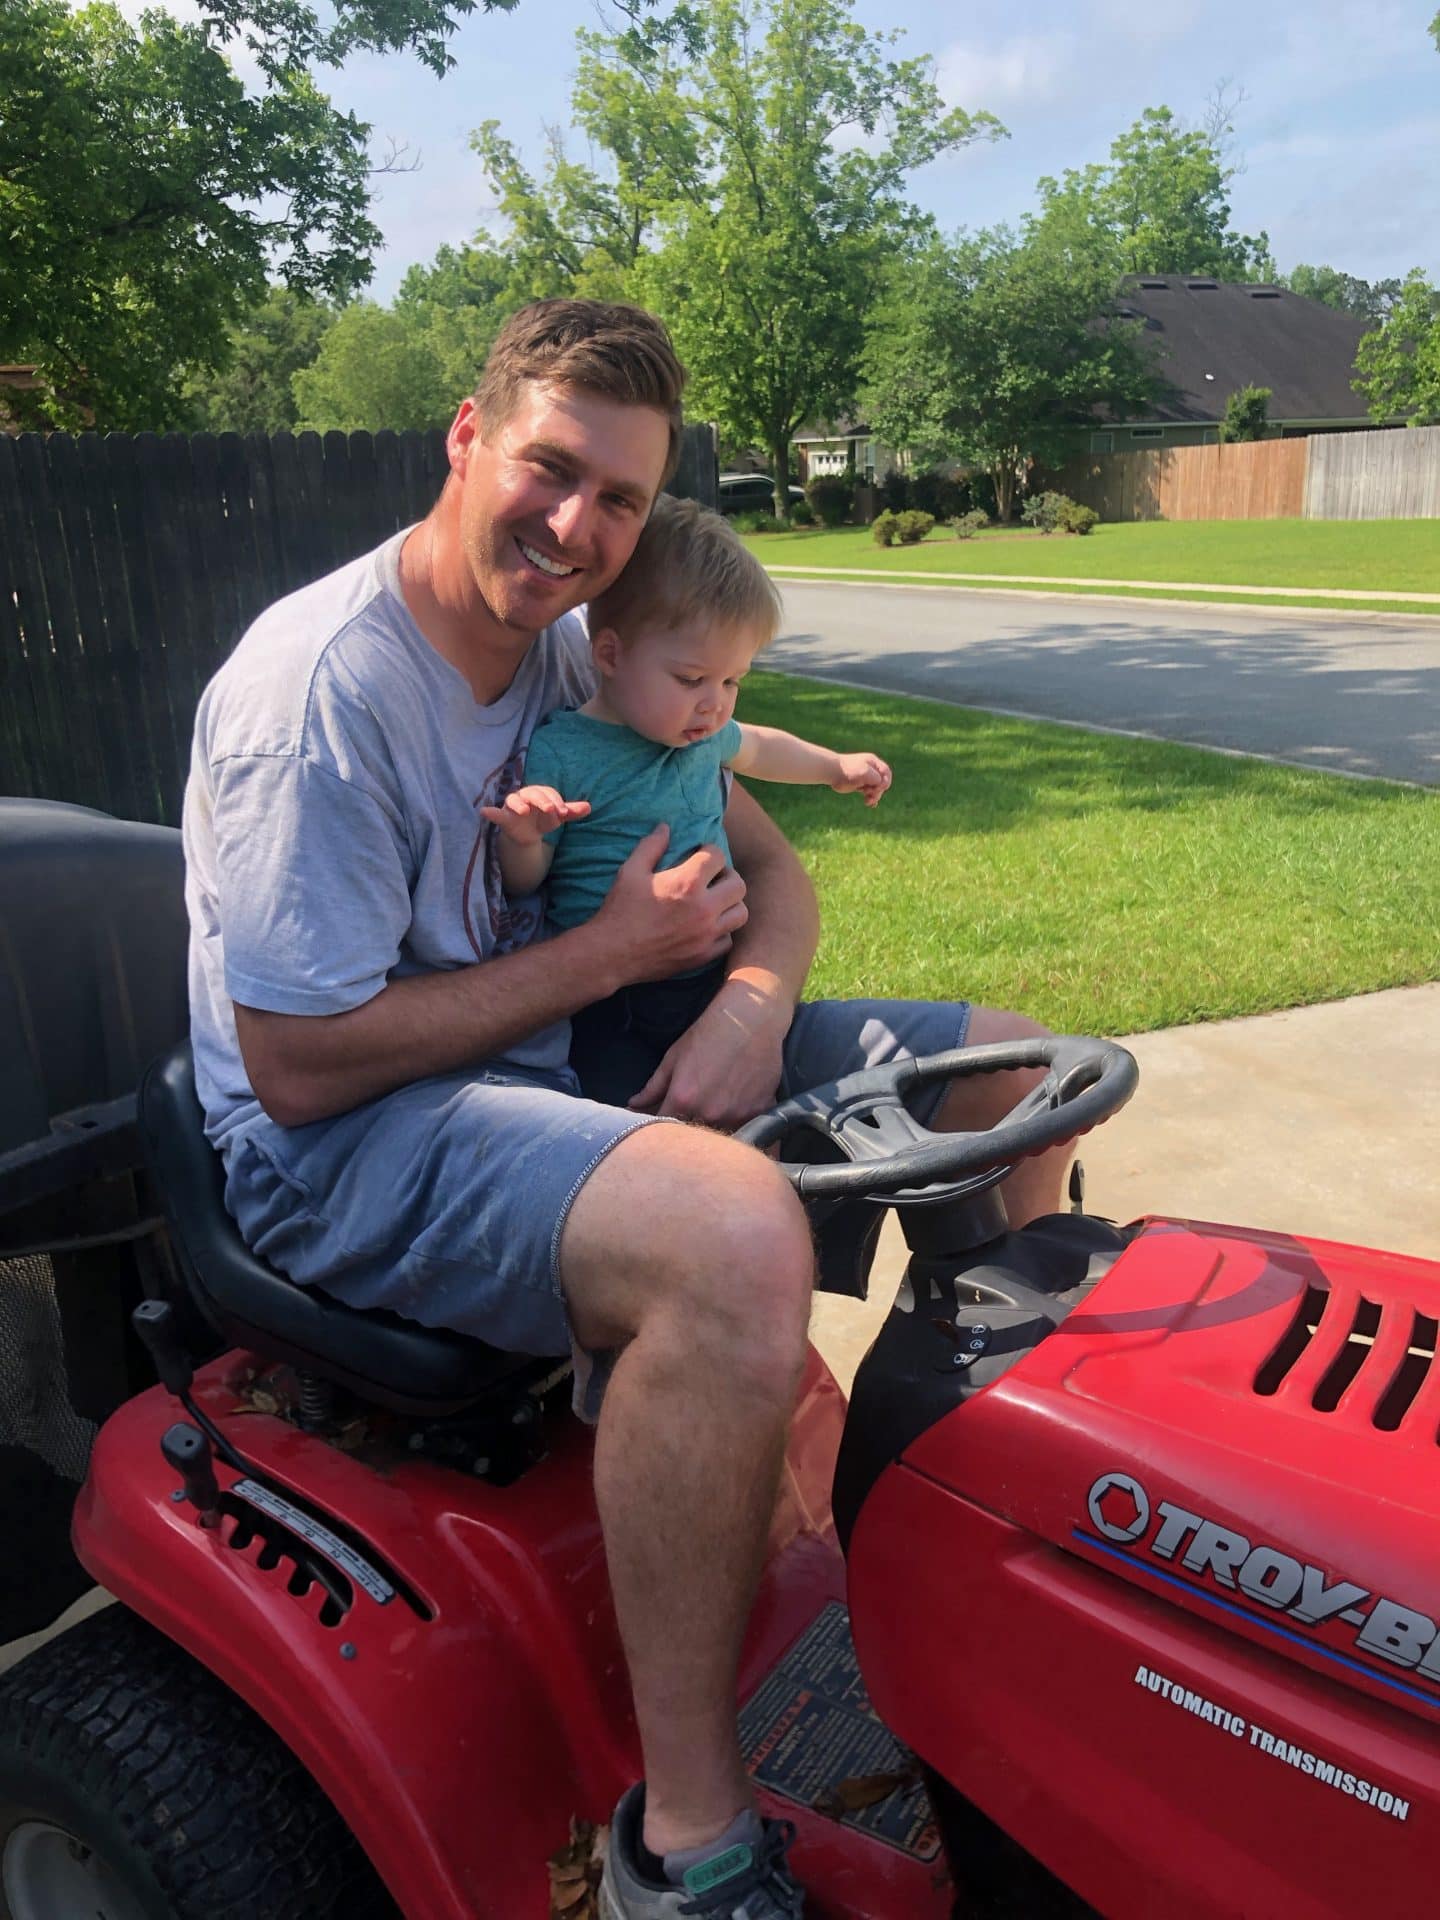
left=588, top=494, right=782, bottom=645
left=474, top=299, right=688, bottom=487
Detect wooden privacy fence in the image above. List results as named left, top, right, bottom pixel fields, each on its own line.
left=1304, top=424, right=1440, bottom=520
left=1059, top=437, right=1307, bottom=522
left=1, top=423, right=717, bottom=828
left=1059, top=424, right=1440, bottom=523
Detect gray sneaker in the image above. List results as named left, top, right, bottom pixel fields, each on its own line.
left=600, top=1785, right=805, bottom=1918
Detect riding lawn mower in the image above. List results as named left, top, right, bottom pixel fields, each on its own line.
left=0, top=797, right=1434, bottom=1920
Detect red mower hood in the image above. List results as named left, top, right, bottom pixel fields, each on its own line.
left=903, top=1218, right=1440, bottom=1721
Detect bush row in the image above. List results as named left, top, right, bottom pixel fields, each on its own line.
left=735, top=483, right=1099, bottom=539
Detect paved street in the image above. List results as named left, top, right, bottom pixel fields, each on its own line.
left=769, top=582, right=1440, bottom=785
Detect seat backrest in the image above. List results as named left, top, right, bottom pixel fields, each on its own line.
left=0, top=799, right=187, bottom=1157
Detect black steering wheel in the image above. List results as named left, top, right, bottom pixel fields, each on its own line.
left=735, top=1036, right=1139, bottom=1203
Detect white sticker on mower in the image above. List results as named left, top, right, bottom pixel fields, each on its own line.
left=1087, top=1471, right=1440, bottom=1690
left=1134, top=1666, right=1410, bottom=1822
left=234, top=1478, right=395, bottom=1605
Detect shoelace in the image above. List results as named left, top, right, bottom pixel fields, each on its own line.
left=676, top=1819, right=804, bottom=1917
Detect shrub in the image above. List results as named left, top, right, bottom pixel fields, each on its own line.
left=908, top=468, right=966, bottom=520
left=895, top=509, right=935, bottom=545
left=952, top=508, right=990, bottom=540
left=1219, top=384, right=1271, bottom=443
left=789, top=498, right=816, bottom=527
left=878, top=469, right=909, bottom=513
left=1022, top=491, right=1098, bottom=535
left=732, top=510, right=787, bottom=534
left=1058, top=499, right=1099, bottom=536
left=1020, top=490, right=1066, bottom=533
left=871, top=510, right=899, bottom=547
left=805, top=473, right=855, bottom=527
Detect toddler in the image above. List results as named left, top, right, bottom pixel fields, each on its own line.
left=483, top=494, right=891, bottom=1107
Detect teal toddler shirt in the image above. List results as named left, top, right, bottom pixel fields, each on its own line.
left=522, top=710, right=742, bottom=930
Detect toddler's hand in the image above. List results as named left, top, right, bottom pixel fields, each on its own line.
left=480, top=785, right=591, bottom=845
left=831, top=752, right=892, bottom=808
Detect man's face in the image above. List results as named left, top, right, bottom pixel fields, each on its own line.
left=447, top=382, right=671, bottom=636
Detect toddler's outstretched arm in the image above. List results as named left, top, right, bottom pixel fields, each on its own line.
left=480, top=785, right=591, bottom=893
left=728, top=724, right=892, bottom=808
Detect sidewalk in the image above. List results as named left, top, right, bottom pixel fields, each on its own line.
left=765, top=562, right=1440, bottom=608
left=810, top=982, right=1440, bottom=1391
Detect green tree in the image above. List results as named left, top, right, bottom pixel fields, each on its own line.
left=1, top=0, right=518, bottom=428
left=1218, top=384, right=1271, bottom=442
left=394, top=242, right=518, bottom=396
left=1031, top=106, right=1274, bottom=282
left=1354, top=269, right=1440, bottom=425
left=859, top=228, right=1160, bottom=522
left=184, top=289, right=335, bottom=432
left=476, top=0, right=1001, bottom=513
left=1283, top=264, right=1402, bottom=324
left=291, top=301, right=458, bottom=431
left=0, top=0, right=376, bottom=426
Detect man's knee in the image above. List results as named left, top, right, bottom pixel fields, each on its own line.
left=560, top=1123, right=812, bottom=1356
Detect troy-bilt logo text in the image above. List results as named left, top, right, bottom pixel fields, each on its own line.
left=1087, top=1471, right=1440, bottom=1687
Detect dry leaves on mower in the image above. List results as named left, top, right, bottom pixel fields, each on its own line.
left=813, top=1766, right=921, bottom=1820
left=547, top=1816, right=609, bottom=1918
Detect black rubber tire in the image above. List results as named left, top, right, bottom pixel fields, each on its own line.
left=0, top=1603, right=398, bottom=1920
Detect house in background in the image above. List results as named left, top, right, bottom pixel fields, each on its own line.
left=790, top=418, right=900, bottom=482
left=1094, top=278, right=1381, bottom=450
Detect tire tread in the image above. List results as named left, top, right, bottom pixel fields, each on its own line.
left=0, top=1603, right=397, bottom=1920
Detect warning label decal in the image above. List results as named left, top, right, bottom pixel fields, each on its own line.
left=739, top=1601, right=940, bottom=1861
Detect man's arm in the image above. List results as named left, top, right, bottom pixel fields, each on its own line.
left=238, top=824, right=747, bottom=1127
left=627, top=782, right=818, bottom=1128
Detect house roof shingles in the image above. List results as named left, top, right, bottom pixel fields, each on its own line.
left=1116, top=279, right=1373, bottom=425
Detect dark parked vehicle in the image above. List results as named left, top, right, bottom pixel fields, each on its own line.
left=716, top=472, right=805, bottom=516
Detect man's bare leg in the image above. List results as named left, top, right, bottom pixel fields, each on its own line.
left=560, top=1122, right=814, bottom=1856
left=934, top=1006, right=1069, bottom=1226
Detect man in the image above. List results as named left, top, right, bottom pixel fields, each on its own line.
left=184, top=299, right=1063, bottom=1919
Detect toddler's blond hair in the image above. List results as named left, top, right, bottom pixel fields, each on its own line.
left=589, top=494, right=781, bottom=646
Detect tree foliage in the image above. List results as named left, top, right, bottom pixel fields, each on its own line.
left=858, top=228, right=1160, bottom=521
left=1218, top=384, right=1271, bottom=443
left=469, top=0, right=1002, bottom=511
left=1283, top=264, right=1402, bottom=324
left=1, top=0, right=519, bottom=428
left=291, top=302, right=462, bottom=431
left=1029, top=106, right=1274, bottom=282
left=1353, top=269, right=1440, bottom=426
left=0, top=0, right=379, bottom=425
left=184, top=289, right=335, bottom=432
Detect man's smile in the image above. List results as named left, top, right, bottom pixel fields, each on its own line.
left=516, top=538, right=579, bottom=580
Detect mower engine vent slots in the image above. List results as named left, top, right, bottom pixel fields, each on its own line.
left=1310, top=1295, right=1382, bottom=1412
left=1373, top=1310, right=1438, bottom=1433
left=220, top=1491, right=355, bottom=1629
left=1253, top=1282, right=1329, bottom=1396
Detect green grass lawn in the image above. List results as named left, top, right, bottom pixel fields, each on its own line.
left=742, top=518, right=1440, bottom=608
left=739, top=670, right=1440, bottom=1036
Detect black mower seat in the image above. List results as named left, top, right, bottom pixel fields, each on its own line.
left=140, top=1043, right=563, bottom=1416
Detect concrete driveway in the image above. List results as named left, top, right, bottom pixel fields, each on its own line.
left=770, top=582, right=1440, bottom=786
left=811, top=982, right=1440, bottom=1391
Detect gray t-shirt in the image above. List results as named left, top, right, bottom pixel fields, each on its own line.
left=183, top=529, right=594, bottom=1151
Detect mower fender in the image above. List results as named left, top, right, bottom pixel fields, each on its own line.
left=72, top=1373, right=627, bottom=1920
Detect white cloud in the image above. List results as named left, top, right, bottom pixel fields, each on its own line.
left=1085, top=0, right=1202, bottom=43
left=935, top=34, right=1074, bottom=113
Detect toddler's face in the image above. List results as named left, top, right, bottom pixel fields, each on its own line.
left=593, top=617, right=761, bottom=748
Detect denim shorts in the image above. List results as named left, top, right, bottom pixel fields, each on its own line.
left=223, top=996, right=972, bottom=1391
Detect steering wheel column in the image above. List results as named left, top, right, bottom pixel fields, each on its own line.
left=738, top=1037, right=1139, bottom=1262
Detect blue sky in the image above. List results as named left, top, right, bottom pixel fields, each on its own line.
left=306, top=0, right=1440, bottom=297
